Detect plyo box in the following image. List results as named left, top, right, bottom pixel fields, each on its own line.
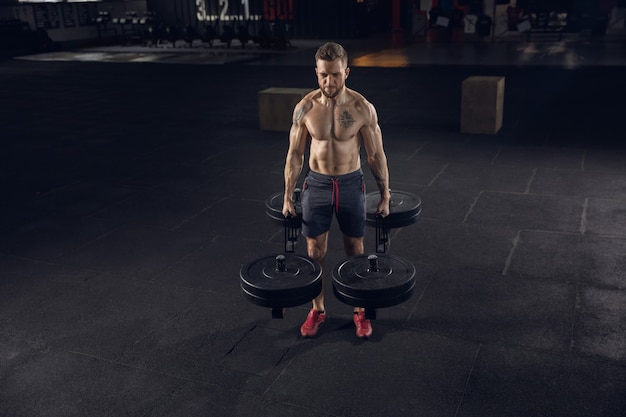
left=461, top=76, right=505, bottom=134
left=258, top=87, right=312, bottom=132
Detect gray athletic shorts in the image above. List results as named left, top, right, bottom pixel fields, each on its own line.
left=301, top=169, right=366, bottom=238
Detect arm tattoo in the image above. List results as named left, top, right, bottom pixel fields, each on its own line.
left=294, top=106, right=305, bottom=123
left=339, top=110, right=355, bottom=128
left=373, top=173, right=387, bottom=192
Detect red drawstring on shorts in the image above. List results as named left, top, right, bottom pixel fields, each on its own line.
left=331, top=178, right=339, bottom=213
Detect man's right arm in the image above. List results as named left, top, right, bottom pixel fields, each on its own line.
left=283, top=100, right=311, bottom=217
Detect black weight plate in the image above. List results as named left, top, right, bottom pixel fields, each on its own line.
left=375, top=210, right=422, bottom=229
left=241, top=287, right=318, bottom=309
left=265, top=191, right=302, bottom=227
left=240, top=254, right=322, bottom=308
left=332, top=286, right=414, bottom=310
left=332, top=254, right=416, bottom=309
left=366, top=191, right=421, bottom=229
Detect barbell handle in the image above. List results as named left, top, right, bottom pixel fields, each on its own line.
left=284, top=214, right=299, bottom=253
left=284, top=188, right=302, bottom=253
left=375, top=215, right=389, bottom=254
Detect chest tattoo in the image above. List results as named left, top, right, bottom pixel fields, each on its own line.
left=338, top=110, right=355, bottom=128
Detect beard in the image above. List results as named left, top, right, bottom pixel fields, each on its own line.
left=320, top=85, right=341, bottom=98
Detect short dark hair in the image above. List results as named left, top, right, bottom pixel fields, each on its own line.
left=315, top=42, right=348, bottom=66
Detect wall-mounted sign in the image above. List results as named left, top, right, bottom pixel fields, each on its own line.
left=195, top=0, right=270, bottom=22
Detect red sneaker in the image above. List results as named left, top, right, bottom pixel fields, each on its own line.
left=353, top=311, right=372, bottom=338
left=300, top=309, right=326, bottom=337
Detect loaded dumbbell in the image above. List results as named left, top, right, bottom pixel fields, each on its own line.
left=241, top=188, right=422, bottom=322
left=264, top=188, right=301, bottom=253
left=365, top=190, right=422, bottom=253
left=240, top=189, right=321, bottom=319
left=331, top=190, right=422, bottom=320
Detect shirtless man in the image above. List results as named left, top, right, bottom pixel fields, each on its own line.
left=282, top=42, right=391, bottom=339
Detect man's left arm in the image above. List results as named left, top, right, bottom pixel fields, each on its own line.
left=361, top=101, right=391, bottom=217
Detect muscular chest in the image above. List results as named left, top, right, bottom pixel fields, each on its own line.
left=306, top=106, right=361, bottom=141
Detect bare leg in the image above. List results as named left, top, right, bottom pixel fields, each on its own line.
left=306, top=232, right=329, bottom=312
left=342, top=234, right=364, bottom=257
left=343, top=235, right=365, bottom=313
left=344, top=234, right=372, bottom=337
left=299, top=233, right=330, bottom=337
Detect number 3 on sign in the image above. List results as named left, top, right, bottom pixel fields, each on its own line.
left=196, top=0, right=251, bottom=21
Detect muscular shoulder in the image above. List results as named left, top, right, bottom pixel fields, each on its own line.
left=293, top=90, right=321, bottom=124
left=346, top=89, right=377, bottom=124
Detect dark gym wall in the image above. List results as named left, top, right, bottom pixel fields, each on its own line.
left=294, top=0, right=392, bottom=39
left=146, top=0, right=391, bottom=38
left=145, top=0, right=197, bottom=27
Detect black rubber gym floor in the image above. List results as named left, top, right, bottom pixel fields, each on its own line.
left=1, top=45, right=625, bottom=416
